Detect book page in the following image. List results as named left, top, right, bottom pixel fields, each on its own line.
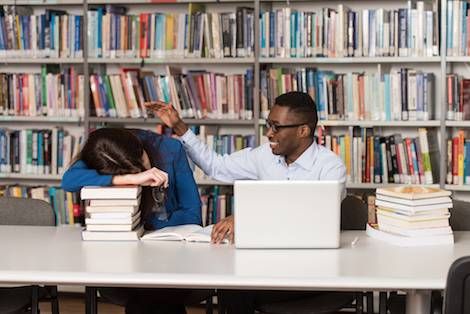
left=186, top=225, right=229, bottom=243
left=141, top=224, right=202, bottom=241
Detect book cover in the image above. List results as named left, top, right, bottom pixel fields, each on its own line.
left=80, top=185, right=142, bottom=200
left=376, top=186, right=452, bottom=200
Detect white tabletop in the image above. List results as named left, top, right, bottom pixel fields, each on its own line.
left=1, top=226, right=469, bottom=291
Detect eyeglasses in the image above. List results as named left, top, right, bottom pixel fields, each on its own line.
left=265, top=120, right=308, bottom=133
left=151, top=186, right=167, bottom=213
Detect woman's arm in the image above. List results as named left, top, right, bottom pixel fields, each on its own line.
left=61, top=160, right=113, bottom=192
left=61, top=160, right=169, bottom=192
left=153, top=144, right=202, bottom=229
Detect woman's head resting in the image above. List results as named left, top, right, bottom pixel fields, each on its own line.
left=80, top=128, right=150, bottom=175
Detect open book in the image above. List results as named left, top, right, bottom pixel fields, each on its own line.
left=141, top=224, right=228, bottom=244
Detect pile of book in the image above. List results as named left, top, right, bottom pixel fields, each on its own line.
left=81, top=186, right=144, bottom=241
left=366, top=186, right=454, bottom=246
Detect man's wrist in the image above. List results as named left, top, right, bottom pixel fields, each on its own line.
left=173, top=120, right=189, bottom=137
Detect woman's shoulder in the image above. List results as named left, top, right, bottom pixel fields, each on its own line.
left=134, top=129, right=182, bottom=151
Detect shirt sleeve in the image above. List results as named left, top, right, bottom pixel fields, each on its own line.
left=153, top=143, right=202, bottom=229
left=179, top=129, right=259, bottom=182
left=61, top=160, right=113, bottom=192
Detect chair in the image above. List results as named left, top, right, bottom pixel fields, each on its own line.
left=218, top=195, right=373, bottom=314
left=442, top=256, right=470, bottom=314
left=0, top=197, right=59, bottom=314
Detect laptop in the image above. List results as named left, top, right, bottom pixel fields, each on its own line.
left=234, top=180, right=342, bottom=249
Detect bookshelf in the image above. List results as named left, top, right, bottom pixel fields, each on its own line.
left=3, top=0, right=470, bottom=194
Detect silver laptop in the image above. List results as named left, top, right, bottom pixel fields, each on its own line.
left=234, top=180, right=342, bottom=249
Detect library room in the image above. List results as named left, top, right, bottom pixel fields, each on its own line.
left=1, top=0, right=470, bottom=313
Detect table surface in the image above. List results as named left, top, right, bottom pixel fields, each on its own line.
left=1, top=226, right=469, bottom=291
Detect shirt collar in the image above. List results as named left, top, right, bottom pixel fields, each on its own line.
left=276, top=141, right=319, bottom=170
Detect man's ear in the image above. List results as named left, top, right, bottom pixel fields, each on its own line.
left=297, top=125, right=311, bottom=138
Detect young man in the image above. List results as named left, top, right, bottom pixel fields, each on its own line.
left=148, top=91, right=346, bottom=244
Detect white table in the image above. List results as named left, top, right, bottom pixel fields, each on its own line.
left=1, top=226, right=469, bottom=314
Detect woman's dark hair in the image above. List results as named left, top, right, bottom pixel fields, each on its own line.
left=274, top=91, right=318, bottom=135
left=79, top=128, right=146, bottom=175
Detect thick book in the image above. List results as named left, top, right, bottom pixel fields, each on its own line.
left=376, top=186, right=452, bottom=200
left=89, top=197, right=141, bottom=207
left=80, top=185, right=142, bottom=200
left=377, top=214, right=449, bottom=229
left=82, top=224, right=144, bottom=241
left=141, top=224, right=228, bottom=243
left=366, top=223, right=454, bottom=247
left=86, top=205, right=139, bottom=214
left=85, top=211, right=140, bottom=225
left=378, top=223, right=453, bottom=237
left=376, top=194, right=452, bottom=206
left=375, top=199, right=452, bottom=214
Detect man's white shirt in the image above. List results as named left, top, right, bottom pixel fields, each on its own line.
left=179, top=129, right=347, bottom=198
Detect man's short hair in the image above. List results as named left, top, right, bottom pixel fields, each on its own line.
left=274, top=91, right=318, bottom=133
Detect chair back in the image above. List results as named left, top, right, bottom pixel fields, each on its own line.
left=341, top=195, right=368, bottom=230
left=0, top=197, right=55, bottom=226
left=444, top=256, right=470, bottom=314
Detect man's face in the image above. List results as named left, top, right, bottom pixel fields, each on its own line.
left=266, top=105, right=304, bottom=156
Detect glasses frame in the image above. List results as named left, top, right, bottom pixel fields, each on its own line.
left=265, top=120, right=309, bottom=133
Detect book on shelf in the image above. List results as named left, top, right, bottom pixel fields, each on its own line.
left=86, top=4, right=253, bottom=59
left=82, top=224, right=145, bottom=241
left=80, top=185, right=142, bottom=200
left=259, top=2, right=438, bottom=58
left=260, top=67, right=434, bottom=121
left=0, top=66, right=85, bottom=118
left=141, top=224, right=228, bottom=243
left=446, top=0, right=470, bottom=56
left=0, top=128, right=81, bottom=176
left=314, top=127, right=439, bottom=185
left=446, top=130, right=470, bottom=185
left=89, top=68, right=254, bottom=120
left=0, top=6, right=83, bottom=58
left=366, top=223, right=454, bottom=246
left=445, top=74, right=470, bottom=121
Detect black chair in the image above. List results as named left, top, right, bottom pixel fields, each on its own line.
left=218, top=195, right=374, bottom=314
left=442, top=256, right=470, bottom=314
left=0, top=197, right=59, bottom=314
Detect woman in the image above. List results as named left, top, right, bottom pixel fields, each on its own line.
left=62, top=127, right=201, bottom=229
left=62, top=128, right=205, bottom=314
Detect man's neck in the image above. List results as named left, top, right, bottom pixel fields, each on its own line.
left=285, top=139, right=314, bottom=165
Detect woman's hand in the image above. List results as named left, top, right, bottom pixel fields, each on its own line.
left=112, top=167, right=169, bottom=188
left=211, top=215, right=234, bottom=244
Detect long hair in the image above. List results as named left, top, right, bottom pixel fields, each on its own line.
left=79, top=128, right=146, bottom=175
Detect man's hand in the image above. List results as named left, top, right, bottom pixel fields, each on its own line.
left=112, top=167, right=169, bottom=188
left=144, top=101, right=188, bottom=136
left=211, top=215, right=234, bottom=244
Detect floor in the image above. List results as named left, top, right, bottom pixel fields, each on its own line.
left=39, top=293, right=212, bottom=314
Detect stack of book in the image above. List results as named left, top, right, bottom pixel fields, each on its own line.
left=80, top=186, right=144, bottom=241
left=366, top=186, right=454, bottom=246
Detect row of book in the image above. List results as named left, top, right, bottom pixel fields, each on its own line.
left=0, top=6, right=83, bottom=58
left=446, top=130, right=470, bottom=185
left=261, top=67, right=435, bottom=121
left=0, top=66, right=85, bottom=118
left=200, top=186, right=233, bottom=227
left=260, top=2, right=438, bottom=58
left=191, top=126, right=256, bottom=181
left=90, top=67, right=254, bottom=120
left=0, top=185, right=82, bottom=225
left=446, top=0, right=470, bottom=56
left=87, top=5, right=254, bottom=59
left=367, top=186, right=454, bottom=246
left=0, top=128, right=81, bottom=175
left=312, top=127, right=438, bottom=185
left=446, top=74, right=470, bottom=121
